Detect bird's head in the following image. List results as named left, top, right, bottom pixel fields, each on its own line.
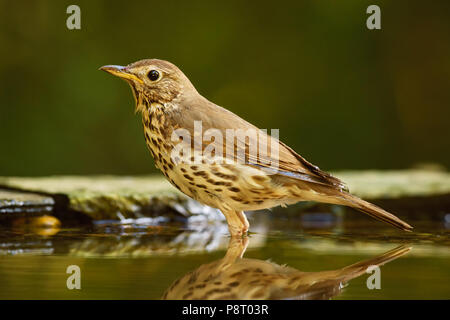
left=100, top=59, right=196, bottom=112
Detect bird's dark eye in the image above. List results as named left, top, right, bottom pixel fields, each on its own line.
left=147, top=70, right=160, bottom=81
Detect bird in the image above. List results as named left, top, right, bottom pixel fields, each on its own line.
left=161, top=237, right=411, bottom=300
left=100, top=58, right=413, bottom=237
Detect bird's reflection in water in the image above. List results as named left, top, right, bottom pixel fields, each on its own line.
left=162, top=237, right=411, bottom=300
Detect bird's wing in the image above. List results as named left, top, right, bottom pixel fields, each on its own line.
left=168, top=98, right=347, bottom=191
left=276, top=140, right=348, bottom=191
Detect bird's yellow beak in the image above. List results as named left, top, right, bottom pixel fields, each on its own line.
left=99, top=65, right=143, bottom=84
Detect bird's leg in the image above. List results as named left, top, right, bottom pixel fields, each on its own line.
left=221, top=209, right=249, bottom=237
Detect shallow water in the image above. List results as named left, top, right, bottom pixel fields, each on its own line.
left=0, top=213, right=449, bottom=299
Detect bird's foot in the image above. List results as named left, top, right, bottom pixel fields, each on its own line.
left=223, top=210, right=249, bottom=239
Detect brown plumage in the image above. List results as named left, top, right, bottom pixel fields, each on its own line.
left=162, top=237, right=411, bottom=300
left=100, top=59, right=413, bottom=236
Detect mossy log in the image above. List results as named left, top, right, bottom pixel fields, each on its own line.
left=0, top=169, right=449, bottom=220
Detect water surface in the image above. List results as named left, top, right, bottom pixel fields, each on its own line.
left=0, top=213, right=448, bottom=299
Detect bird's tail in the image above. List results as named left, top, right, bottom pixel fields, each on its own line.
left=339, top=192, right=413, bottom=231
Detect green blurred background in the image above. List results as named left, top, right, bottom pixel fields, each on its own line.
left=1, top=0, right=449, bottom=176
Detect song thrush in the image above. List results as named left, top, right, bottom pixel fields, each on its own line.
left=162, top=237, right=411, bottom=299
left=100, top=59, right=412, bottom=236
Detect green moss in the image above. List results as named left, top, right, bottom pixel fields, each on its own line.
left=1, top=169, right=449, bottom=219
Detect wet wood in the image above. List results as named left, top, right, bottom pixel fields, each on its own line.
left=0, top=169, right=448, bottom=220
left=0, top=189, right=54, bottom=216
